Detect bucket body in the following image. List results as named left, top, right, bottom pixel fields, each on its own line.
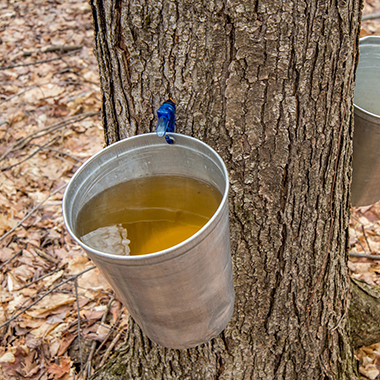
left=352, top=36, right=380, bottom=206
left=62, top=133, right=234, bottom=349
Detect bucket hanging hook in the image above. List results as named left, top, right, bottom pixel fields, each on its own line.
left=156, top=99, right=176, bottom=144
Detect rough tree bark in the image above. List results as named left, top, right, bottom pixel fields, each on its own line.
left=88, top=0, right=364, bottom=378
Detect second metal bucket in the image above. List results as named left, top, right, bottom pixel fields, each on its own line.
left=352, top=36, right=380, bottom=207
left=62, top=133, right=235, bottom=349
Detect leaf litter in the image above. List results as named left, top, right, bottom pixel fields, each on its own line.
left=0, top=0, right=128, bottom=379
left=0, top=0, right=380, bottom=379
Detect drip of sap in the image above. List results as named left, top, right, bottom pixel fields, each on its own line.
left=76, top=175, right=222, bottom=256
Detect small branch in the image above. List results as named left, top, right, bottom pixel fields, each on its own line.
left=29, top=143, right=85, bottom=163
left=0, top=80, right=96, bottom=107
left=98, top=333, right=122, bottom=368
left=83, top=296, right=115, bottom=380
left=94, top=322, right=126, bottom=337
left=355, top=226, right=368, bottom=253
left=0, top=266, right=96, bottom=330
left=33, top=246, right=60, bottom=265
left=0, top=83, right=49, bottom=107
left=362, top=12, right=380, bottom=21
left=361, top=225, right=372, bottom=253
left=97, top=313, right=125, bottom=369
left=93, top=304, right=121, bottom=358
left=349, top=252, right=380, bottom=260
left=17, top=266, right=65, bottom=290
left=0, top=249, right=23, bottom=271
left=352, top=215, right=373, bottom=253
left=75, top=277, right=84, bottom=377
left=23, top=45, right=83, bottom=56
left=0, top=49, right=82, bottom=71
left=0, top=110, right=99, bottom=163
left=0, top=136, right=59, bottom=172
left=0, top=183, right=67, bottom=242
left=68, top=284, right=113, bottom=297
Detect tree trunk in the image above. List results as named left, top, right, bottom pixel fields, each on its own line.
left=89, top=0, right=363, bottom=378
left=349, top=279, right=380, bottom=350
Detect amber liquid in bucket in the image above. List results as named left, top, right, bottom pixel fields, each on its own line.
left=75, top=175, right=222, bottom=256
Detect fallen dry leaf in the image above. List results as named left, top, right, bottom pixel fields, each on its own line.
left=77, top=268, right=112, bottom=298
left=47, top=357, right=72, bottom=379
left=0, top=213, right=17, bottom=235
left=23, top=84, right=66, bottom=103
left=41, top=269, right=64, bottom=288
left=360, top=364, right=379, bottom=380
left=66, top=254, right=91, bottom=275
left=0, top=351, right=15, bottom=364
left=26, top=293, right=76, bottom=318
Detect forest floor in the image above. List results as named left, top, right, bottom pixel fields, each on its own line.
left=0, top=0, right=380, bottom=379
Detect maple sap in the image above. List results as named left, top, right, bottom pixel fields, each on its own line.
left=76, top=175, right=222, bottom=256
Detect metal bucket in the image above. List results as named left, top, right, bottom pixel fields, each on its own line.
left=352, top=36, right=380, bottom=206
left=62, top=133, right=234, bottom=349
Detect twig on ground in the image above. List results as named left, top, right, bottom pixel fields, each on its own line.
left=362, top=12, right=380, bottom=21
left=351, top=216, right=369, bottom=253
left=0, top=136, right=59, bottom=172
left=83, top=296, right=115, bottom=380
left=74, top=277, right=84, bottom=377
left=98, top=330, right=122, bottom=368
left=0, top=49, right=82, bottom=71
left=23, top=45, right=83, bottom=57
left=30, top=143, right=85, bottom=163
left=0, top=80, right=94, bottom=107
left=0, top=249, right=23, bottom=271
left=349, top=252, right=380, bottom=260
left=0, top=111, right=99, bottom=163
left=0, top=183, right=68, bottom=242
left=17, top=266, right=65, bottom=290
left=0, top=83, right=49, bottom=107
left=33, top=246, right=60, bottom=265
left=73, top=286, right=113, bottom=299
left=93, top=304, right=121, bottom=357
left=361, top=225, right=373, bottom=253
left=90, top=321, right=127, bottom=337
left=0, top=265, right=96, bottom=330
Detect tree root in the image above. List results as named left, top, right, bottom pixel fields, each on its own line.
left=349, top=278, right=380, bottom=349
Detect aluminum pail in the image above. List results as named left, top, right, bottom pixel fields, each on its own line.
left=352, top=36, right=380, bottom=206
left=62, top=133, right=234, bottom=349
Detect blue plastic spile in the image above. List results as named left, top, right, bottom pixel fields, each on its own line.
left=156, top=100, right=176, bottom=144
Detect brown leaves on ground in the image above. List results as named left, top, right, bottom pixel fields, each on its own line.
left=0, top=0, right=128, bottom=379
left=357, top=344, right=380, bottom=380
left=362, top=0, right=380, bottom=37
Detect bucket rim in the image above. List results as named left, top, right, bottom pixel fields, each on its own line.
left=354, top=103, right=380, bottom=122
left=353, top=36, right=380, bottom=121
left=62, top=132, right=230, bottom=263
left=359, top=35, right=380, bottom=46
